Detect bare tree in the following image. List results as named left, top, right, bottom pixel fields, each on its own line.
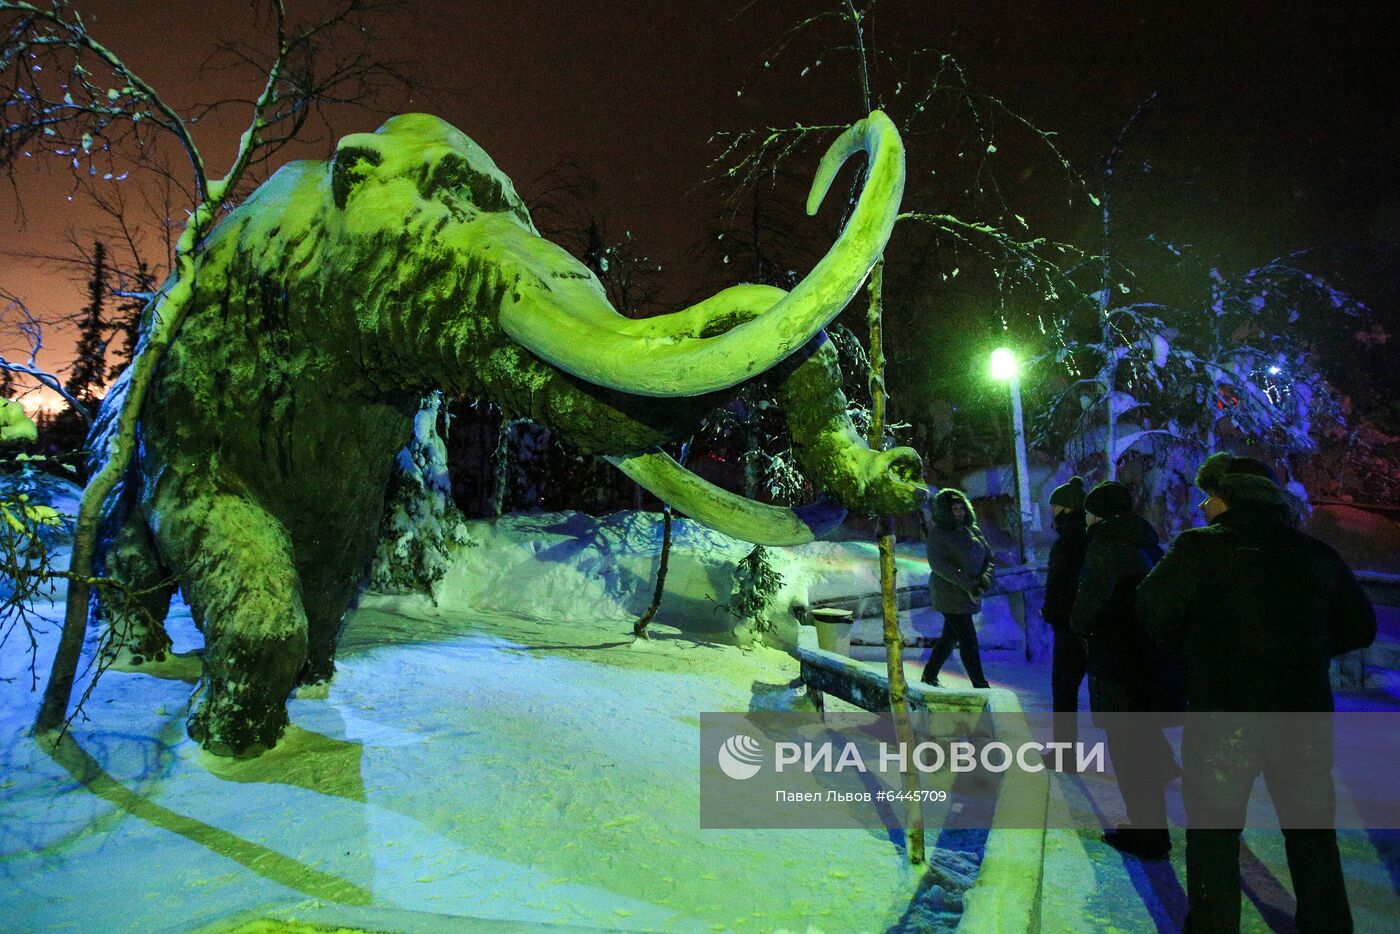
left=1, top=163, right=177, bottom=405
left=1, top=0, right=409, bottom=736
left=529, top=160, right=668, bottom=318
left=0, top=290, right=88, bottom=419
left=712, top=2, right=1090, bottom=299
left=707, top=0, right=1105, bottom=866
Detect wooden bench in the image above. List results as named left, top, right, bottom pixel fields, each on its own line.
left=795, top=643, right=991, bottom=716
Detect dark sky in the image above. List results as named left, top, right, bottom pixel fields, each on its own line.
left=4, top=0, right=1398, bottom=405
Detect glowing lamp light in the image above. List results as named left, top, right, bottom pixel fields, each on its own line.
left=1268, top=365, right=1282, bottom=375
left=990, top=347, right=1018, bottom=381
left=988, top=345, right=1035, bottom=562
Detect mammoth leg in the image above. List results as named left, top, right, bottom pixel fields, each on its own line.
left=296, top=562, right=361, bottom=686
left=155, top=487, right=307, bottom=757
left=94, top=501, right=177, bottom=666
left=772, top=333, right=925, bottom=516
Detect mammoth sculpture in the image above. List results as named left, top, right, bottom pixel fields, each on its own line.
left=90, top=110, right=924, bottom=757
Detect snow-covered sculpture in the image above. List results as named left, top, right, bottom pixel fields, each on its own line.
left=90, top=111, right=922, bottom=756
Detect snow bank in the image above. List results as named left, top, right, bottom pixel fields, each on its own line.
left=425, top=510, right=1016, bottom=654
left=427, top=511, right=824, bottom=647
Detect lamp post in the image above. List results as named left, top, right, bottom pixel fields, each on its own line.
left=991, top=347, right=1037, bottom=565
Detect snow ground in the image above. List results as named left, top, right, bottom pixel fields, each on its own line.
left=3, top=510, right=1398, bottom=933
left=1, top=519, right=927, bottom=934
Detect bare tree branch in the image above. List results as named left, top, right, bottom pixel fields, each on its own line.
left=0, top=292, right=89, bottom=420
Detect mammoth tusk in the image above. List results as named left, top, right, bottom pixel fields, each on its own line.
left=605, top=448, right=846, bottom=546
left=500, top=111, right=905, bottom=397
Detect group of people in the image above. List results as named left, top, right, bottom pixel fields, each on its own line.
left=919, top=453, right=1377, bottom=933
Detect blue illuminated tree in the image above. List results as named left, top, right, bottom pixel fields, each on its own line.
left=1031, top=243, right=1370, bottom=533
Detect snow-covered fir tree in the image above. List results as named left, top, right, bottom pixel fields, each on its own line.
left=371, top=393, right=475, bottom=599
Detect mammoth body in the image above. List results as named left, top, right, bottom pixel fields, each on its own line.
left=94, top=112, right=923, bottom=757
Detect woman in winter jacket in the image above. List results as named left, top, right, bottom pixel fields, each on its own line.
left=921, top=488, right=994, bottom=688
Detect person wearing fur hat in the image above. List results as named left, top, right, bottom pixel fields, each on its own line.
left=920, top=488, right=994, bottom=688
left=1043, top=476, right=1089, bottom=748
left=1071, top=480, right=1176, bottom=859
left=1137, top=453, right=1375, bottom=932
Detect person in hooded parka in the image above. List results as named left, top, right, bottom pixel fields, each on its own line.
left=921, top=488, right=994, bottom=689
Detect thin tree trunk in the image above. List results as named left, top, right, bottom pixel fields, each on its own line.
left=35, top=28, right=290, bottom=735
left=744, top=423, right=760, bottom=500
left=1099, top=94, right=1156, bottom=482
left=37, top=208, right=211, bottom=735
left=1100, top=198, right=1117, bottom=481
left=634, top=442, right=688, bottom=638
left=491, top=417, right=513, bottom=517
left=865, top=259, right=925, bottom=866
left=633, top=505, right=672, bottom=638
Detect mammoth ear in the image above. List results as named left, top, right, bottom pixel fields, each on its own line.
left=331, top=142, right=384, bottom=210
left=422, top=151, right=512, bottom=214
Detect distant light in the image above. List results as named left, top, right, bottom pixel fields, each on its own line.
left=1268, top=365, right=1281, bottom=375
left=990, top=347, right=1018, bottom=380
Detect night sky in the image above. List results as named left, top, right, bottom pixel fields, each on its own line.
left=4, top=0, right=1397, bottom=402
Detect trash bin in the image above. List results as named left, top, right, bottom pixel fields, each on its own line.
left=810, top=607, right=855, bottom=655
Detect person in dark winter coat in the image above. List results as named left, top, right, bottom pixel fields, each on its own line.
left=1043, top=476, right=1089, bottom=746
left=1137, top=453, right=1376, bottom=933
left=1071, top=480, right=1176, bottom=859
left=921, top=488, right=994, bottom=688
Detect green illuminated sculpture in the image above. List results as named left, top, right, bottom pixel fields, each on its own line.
left=91, top=111, right=923, bottom=756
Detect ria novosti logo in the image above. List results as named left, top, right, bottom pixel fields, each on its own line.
left=717, top=734, right=765, bottom=780
left=714, top=733, right=1105, bottom=779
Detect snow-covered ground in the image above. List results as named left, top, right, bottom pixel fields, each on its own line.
left=3, top=509, right=1398, bottom=932
left=2, top=514, right=934, bottom=933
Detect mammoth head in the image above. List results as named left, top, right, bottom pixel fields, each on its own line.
left=329, top=110, right=906, bottom=402
left=330, top=114, right=535, bottom=228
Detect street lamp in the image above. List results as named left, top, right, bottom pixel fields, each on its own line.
left=989, top=347, right=1018, bottom=381
left=991, top=347, right=1037, bottom=565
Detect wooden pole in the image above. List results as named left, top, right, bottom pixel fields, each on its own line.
left=864, top=259, right=925, bottom=865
